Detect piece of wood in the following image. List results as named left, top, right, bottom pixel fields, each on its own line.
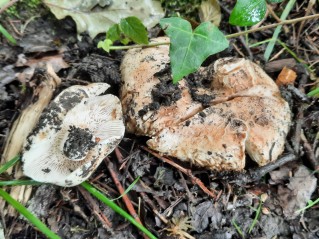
left=0, top=64, right=61, bottom=216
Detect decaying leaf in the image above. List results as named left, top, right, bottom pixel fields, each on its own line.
left=44, top=0, right=164, bottom=39
left=198, top=0, right=221, bottom=26
left=15, top=51, right=69, bottom=83
left=278, top=165, right=317, bottom=219
left=0, top=65, right=61, bottom=216
left=120, top=38, right=291, bottom=171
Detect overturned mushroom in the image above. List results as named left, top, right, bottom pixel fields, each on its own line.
left=121, top=39, right=291, bottom=171
left=22, top=83, right=125, bottom=186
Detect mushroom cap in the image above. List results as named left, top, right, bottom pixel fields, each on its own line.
left=120, top=37, right=202, bottom=136
left=147, top=106, right=248, bottom=171
left=120, top=38, right=291, bottom=170
left=22, top=83, right=125, bottom=186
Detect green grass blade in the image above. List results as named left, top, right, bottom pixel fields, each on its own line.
left=248, top=199, right=262, bottom=233
left=296, top=197, right=319, bottom=213
left=263, top=0, right=296, bottom=61
left=0, top=180, right=42, bottom=186
left=307, top=87, right=319, bottom=97
left=0, top=23, right=17, bottom=45
left=111, top=176, right=140, bottom=201
left=81, top=181, right=157, bottom=239
left=0, top=188, right=61, bottom=239
left=232, top=219, right=245, bottom=239
left=0, top=155, right=20, bottom=175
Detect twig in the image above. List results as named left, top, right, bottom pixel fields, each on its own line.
left=104, top=157, right=149, bottom=239
left=127, top=173, right=169, bottom=224
left=296, top=0, right=316, bottom=52
left=226, top=154, right=297, bottom=184
left=141, top=146, right=217, bottom=199
left=78, top=186, right=113, bottom=229
left=292, top=73, right=308, bottom=154
left=301, top=131, right=319, bottom=172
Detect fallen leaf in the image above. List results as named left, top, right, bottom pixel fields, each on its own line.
left=199, top=0, right=221, bottom=26
left=278, top=165, right=317, bottom=219
left=192, top=201, right=221, bottom=232
left=15, top=52, right=69, bottom=83
left=44, top=0, right=164, bottom=39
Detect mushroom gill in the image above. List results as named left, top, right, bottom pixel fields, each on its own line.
left=121, top=38, right=291, bottom=171
left=22, top=83, right=125, bottom=186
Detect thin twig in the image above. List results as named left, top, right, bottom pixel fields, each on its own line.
left=226, top=14, right=319, bottom=39
left=127, top=173, right=169, bottom=224
left=301, top=131, right=319, bottom=172
left=141, top=146, right=217, bottom=199
left=223, top=154, right=297, bottom=184
left=104, top=157, right=149, bottom=239
left=78, top=187, right=113, bottom=229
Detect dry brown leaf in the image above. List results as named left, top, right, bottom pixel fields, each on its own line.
left=198, top=0, right=221, bottom=26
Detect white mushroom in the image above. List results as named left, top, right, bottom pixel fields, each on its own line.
left=22, top=83, right=125, bottom=186
left=121, top=38, right=292, bottom=170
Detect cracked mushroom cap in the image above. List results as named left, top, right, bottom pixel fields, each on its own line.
left=147, top=106, right=248, bottom=170
left=120, top=37, right=203, bottom=136
left=22, top=83, right=125, bottom=187
left=120, top=38, right=291, bottom=171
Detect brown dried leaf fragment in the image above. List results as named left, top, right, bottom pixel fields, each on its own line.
left=276, top=66, right=297, bottom=86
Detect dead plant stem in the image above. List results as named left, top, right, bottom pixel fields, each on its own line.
left=226, top=13, right=319, bottom=38
left=104, top=157, right=148, bottom=239
left=141, top=146, right=217, bottom=199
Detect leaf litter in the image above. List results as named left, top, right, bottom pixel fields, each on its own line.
left=0, top=1, right=319, bottom=239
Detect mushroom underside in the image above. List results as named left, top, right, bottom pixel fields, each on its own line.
left=22, top=83, right=125, bottom=186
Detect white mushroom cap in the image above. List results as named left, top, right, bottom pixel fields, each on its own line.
left=22, top=83, right=125, bottom=186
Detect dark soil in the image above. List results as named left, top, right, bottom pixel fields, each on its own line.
left=1, top=1, right=319, bottom=239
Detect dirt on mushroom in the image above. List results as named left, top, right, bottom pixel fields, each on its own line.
left=22, top=83, right=125, bottom=187
left=120, top=40, right=291, bottom=170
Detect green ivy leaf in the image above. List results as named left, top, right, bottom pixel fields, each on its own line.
left=160, top=17, right=229, bottom=83
left=97, top=39, right=113, bottom=52
left=119, top=16, right=149, bottom=44
left=229, top=0, right=267, bottom=26
left=106, top=24, right=120, bottom=42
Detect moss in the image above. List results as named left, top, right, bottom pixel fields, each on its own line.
left=5, top=0, right=42, bottom=19
left=161, top=0, right=202, bottom=21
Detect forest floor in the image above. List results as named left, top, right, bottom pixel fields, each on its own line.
left=0, top=1, right=319, bottom=239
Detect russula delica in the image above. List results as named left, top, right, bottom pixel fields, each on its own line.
left=22, top=83, right=125, bottom=186
left=121, top=38, right=291, bottom=171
